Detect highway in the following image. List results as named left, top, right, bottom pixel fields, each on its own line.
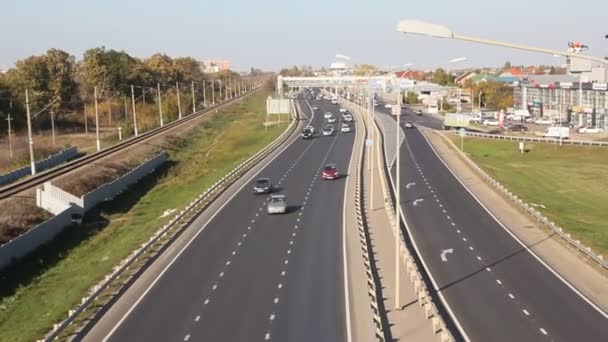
left=94, top=96, right=355, bottom=342
left=374, top=104, right=608, bottom=341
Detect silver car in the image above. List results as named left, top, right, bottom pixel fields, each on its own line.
left=267, top=195, right=288, bottom=214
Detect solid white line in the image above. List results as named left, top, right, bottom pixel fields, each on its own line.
left=420, top=129, right=608, bottom=319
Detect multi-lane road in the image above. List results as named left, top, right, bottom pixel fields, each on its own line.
left=375, top=104, right=608, bottom=341
left=87, top=96, right=356, bottom=342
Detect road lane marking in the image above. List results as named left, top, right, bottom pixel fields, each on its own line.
left=278, top=283, right=283, bottom=289
left=195, top=315, right=200, bottom=322
left=508, top=293, right=515, bottom=299
left=270, top=313, right=275, bottom=321
left=523, top=309, right=530, bottom=316
left=265, top=332, right=271, bottom=340
left=274, top=297, right=279, bottom=304
left=486, top=267, right=492, bottom=272
left=184, top=334, right=190, bottom=341
left=204, top=299, right=210, bottom=305
left=476, top=256, right=482, bottom=261
left=496, top=279, right=502, bottom=285
left=539, top=328, right=548, bottom=335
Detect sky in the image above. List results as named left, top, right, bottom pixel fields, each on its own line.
left=1, top=0, right=607, bottom=72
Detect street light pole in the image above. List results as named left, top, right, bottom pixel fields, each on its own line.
left=176, top=82, right=182, bottom=119
left=191, top=80, right=196, bottom=113
left=6, top=114, right=13, bottom=159
left=50, top=109, right=56, bottom=146
left=203, top=80, right=207, bottom=108
left=394, top=75, right=402, bottom=310
left=25, top=89, right=36, bottom=175
left=157, top=82, right=164, bottom=127
left=94, top=86, right=101, bottom=151
left=212, top=80, right=216, bottom=105
left=84, top=102, right=88, bottom=134
left=131, top=84, right=139, bottom=136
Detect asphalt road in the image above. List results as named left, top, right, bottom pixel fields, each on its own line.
left=379, top=106, right=608, bottom=341
left=101, top=96, right=355, bottom=342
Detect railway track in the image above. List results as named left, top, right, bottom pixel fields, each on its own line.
left=0, top=88, right=260, bottom=201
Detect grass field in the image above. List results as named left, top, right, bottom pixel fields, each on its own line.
left=454, top=136, right=608, bottom=256
left=0, top=89, right=289, bottom=342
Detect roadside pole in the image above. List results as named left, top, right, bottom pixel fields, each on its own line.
left=94, top=86, right=101, bottom=151
left=157, top=83, right=164, bottom=127
left=394, top=76, right=402, bottom=310
left=203, top=80, right=207, bottom=108
left=6, top=114, right=13, bottom=158
left=459, top=127, right=466, bottom=151
left=176, top=82, right=182, bottom=119
left=212, top=80, right=216, bottom=106
left=131, top=84, right=139, bottom=137
left=50, top=110, right=56, bottom=146
left=84, top=102, right=88, bottom=134
left=25, top=89, right=36, bottom=175
left=191, top=80, right=196, bottom=113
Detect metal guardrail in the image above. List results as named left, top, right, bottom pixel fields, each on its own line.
left=450, top=130, right=608, bottom=147
left=0, top=88, right=261, bottom=201
left=0, top=147, right=78, bottom=187
left=436, top=130, right=608, bottom=270
left=42, top=93, right=299, bottom=341
left=350, top=102, right=386, bottom=341
left=341, top=97, right=453, bottom=342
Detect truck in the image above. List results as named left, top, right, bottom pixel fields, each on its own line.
left=543, top=126, right=569, bottom=139
left=443, top=113, right=472, bottom=130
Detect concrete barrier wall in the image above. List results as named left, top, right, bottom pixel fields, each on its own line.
left=0, top=147, right=78, bottom=187
left=1, top=152, right=167, bottom=270
left=0, top=206, right=78, bottom=269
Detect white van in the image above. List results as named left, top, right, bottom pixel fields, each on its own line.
left=544, top=126, right=569, bottom=139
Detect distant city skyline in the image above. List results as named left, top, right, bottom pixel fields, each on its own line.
left=1, top=0, right=607, bottom=72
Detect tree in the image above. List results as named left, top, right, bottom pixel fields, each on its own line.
left=503, top=61, right=512, bottom=69
left=173, top=57, right=204, bottom=82
left=353, top=64, right=378, bottom=76
left=45, top=48, right=78, bottom=113
left=431, top=68, right=454, bottom=86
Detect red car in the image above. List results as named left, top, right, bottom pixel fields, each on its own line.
left=322, top=164, right=339, bottom=180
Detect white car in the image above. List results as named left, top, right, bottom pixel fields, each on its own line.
left=339, top=107, right=347, bottom=113
left=482, top=119, right=500, bottom=126
left=404, top=121, right=414, bottom=129
left=267, top=195, right=287, bottom=214
left=341, top=124, right=351, bottom=133
left=327, top=116, right=336, bottom=123
left=305, top=125, right=315, bottom=134
left=577, top=126, right=604, bottom=134
left=322, top=125, right=335, bottom=136
left=324, top=112, right=333, bottom=119
left=312, top=106, right=319, bottom=111
left=342, top=115, right=353, bottom=122
left=384, top=103, right=392, bottom=109
left=534, top=118, right=554, bottom=125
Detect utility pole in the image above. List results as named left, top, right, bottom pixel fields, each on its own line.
left=131, top=85, right=139, bottom=136
left=202, top=80, right=207, bottom=108
left=394, top=77, right=402, bottom=310
left=191, top=80, right=196, bottom=113
left=157, top=83, right=164, bottom=127
left=124, top=95, right=129, bottom=120
left=50, top=110, right=56, bottom=146
left=212, top=80, right=216, bottom=105
left=6, top=114, right=13, bottom=159
left=219, top=80, right=223, bottom=101
left=94, top=86, right=101, bottom=151
left=108, top=98, right=113, bottom=126
left=84, top=102, right=88, bottom=134
left=142, top=87, right=146, bottom=105
left=176, top=82, right=182, bottom=119
left=25, top=89, right=36, bottom=175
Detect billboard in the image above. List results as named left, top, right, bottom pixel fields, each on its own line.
left=569, top=57, right=593, bottom=73
left=266, top=98, right=291, bottom=114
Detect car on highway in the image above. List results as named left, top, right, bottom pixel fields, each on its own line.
left=324, top=112, right=333, bottom=119
left=404, top=121, right=415, bottom=129
left=339, top=107, right=347, bottom=113
left=505, top=123, right=528, bottom=132
left=267, top=195, right=287, bottom=214
left=534, top=118, right=554, bottom=125
left=301, top=127, right=313, bottom=139
left=322, top=125, right=335, bottom=136
left=312, top=106, right=318, bottom=111
left=341, top=123, right=351, bottom=133
left=322, top=164, right=339, bottom=180
left=331, top=99, right=338, bottom=104
left=305, top=125, right=315, bottom=134
left=384, top=103, right=392, bottom=109
left=577, top=126, right=604, bottom=134
left=327, top=116, right=336, bottom=123
left=253, top=178, right=272, bottom=194
left=416, top=109, right=423, bottom=115
left=342, top=114, right=353, bottom=122
left=482, top=119, right=500, bottom=126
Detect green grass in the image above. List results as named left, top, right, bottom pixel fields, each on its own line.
left=453, top=136, right=608, bottom=256
left=0, top=89, right=289, bottom=342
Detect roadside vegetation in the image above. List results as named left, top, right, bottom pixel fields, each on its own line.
left=454, top=137, right=608, bottom=256
left=0, top=88, right=288, bottom=342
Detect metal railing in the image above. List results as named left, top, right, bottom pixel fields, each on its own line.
left=450, top=130, right=608, bottom=147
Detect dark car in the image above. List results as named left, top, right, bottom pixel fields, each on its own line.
left=253, top=178, right=272, bottom=194
left=301, top=128, right=313, bottom=139
left=322, top=164, right=339, bottom=180
left=506, top=124, right=528, bottom=132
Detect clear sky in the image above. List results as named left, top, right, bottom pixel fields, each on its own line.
left=1, top=0, right=607, bottom=71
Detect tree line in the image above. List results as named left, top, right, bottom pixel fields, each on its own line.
left=0, top=47, right=262, bottom=133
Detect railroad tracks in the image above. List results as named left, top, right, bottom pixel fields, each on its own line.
left=0, top=89, right=259, bottom=201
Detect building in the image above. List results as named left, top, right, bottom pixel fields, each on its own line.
left=202, top=60, right=231, bottom=73
left=513, top=73, right=608, bottom=128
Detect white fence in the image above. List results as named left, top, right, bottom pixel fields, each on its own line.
left=454, top=131, right=608, bottom=147
left=0, top=147, right=79, bottom=187
left=0, top=152, right=167, bottom=269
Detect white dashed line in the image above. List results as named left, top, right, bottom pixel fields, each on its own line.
left=274, top=297, right=279, bottom=304
left=469, top=246, right=474, bottom=251
left=476, top=256, right=482, bottom=261
left=184, top=334, right=190, bottom=341
left=508, top=293, right=515, bottom=299
left=219, top=272, right=224, bottom=278
left=195, top=315, right=200, bottom=322
left=462, top=237, right=467, bottom=242
left=204, top=299, right=210, bottom=305
left=496, top=279, right=502, bottom=285
left=226, top=260, right=231, bottom=266
left=523, top=309, right=530, bottom=316
left=212, top=284, right=218, bottom=291
left=486, top=267, right=492, bottom=272
left=270, top=313, right=276, bottom=321
left=281, top=271, right=286, bottom=276
left=451, top=222, right=456, bottom=226
left=278, top=283, right=283, bottom=289
left=457, top=230, right=461, bottom=234
left=284, top=260, right=289, bottom=264
left=265, top=332, right=271, bottom=340
left=539, top=328, right=548, bottom=335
